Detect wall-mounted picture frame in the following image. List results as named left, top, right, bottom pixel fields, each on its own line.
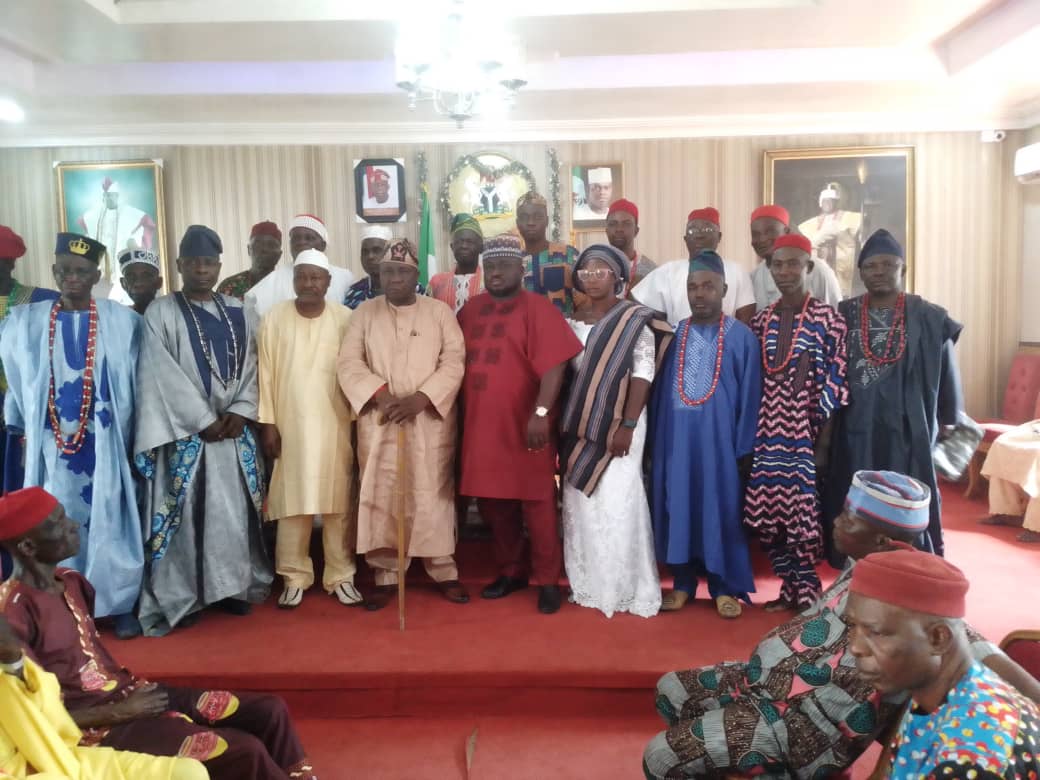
left=441, top=152, right=536, bottom=239
left=764, top=146, right=915, bottom=297
left=55, top=158, right=169, bottom=297
left=354, top=158, right=406, bottom=223
left=571, top=162, right=624, bottom=230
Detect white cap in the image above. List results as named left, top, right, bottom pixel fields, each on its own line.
left=293, top=248, right=331, bottom=271
left=289, top=214, right=329, bottom=243
left=588, top=167, right=612, bottom=185
left=360, top=225, right=393, bottom=242
left=818, top=186, right=840, bottom=206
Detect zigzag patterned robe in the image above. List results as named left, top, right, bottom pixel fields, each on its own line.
left=743, top=298, right=848, bottom=555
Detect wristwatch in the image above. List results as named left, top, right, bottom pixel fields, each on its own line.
left=534, top=406, right=549, bottom=418
left=621, top=418, right=638, bottom=429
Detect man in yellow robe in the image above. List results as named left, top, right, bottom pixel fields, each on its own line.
left=337, top=239, right=469, bottom=611
left=797, top=182, right=862, bottom=295
left=258, top=249, right=360, bottom=609
left=0, top=616, right=206, bottom=780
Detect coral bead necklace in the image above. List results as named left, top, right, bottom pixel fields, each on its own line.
left=677, top=313, right=726, bottom=406
left=47, top=299, right=98, bottom=456
left=761, top=292, right=811, bottom=375
left=860, top=292, right=907, bottom=365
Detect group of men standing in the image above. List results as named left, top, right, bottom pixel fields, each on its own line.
left=0, top=184, right=964, bottom=634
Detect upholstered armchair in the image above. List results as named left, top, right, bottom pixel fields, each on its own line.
left=965, top=352, right=1040, bottom=498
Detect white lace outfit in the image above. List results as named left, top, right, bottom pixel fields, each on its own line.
left=561, top=320, right=661, bottom=618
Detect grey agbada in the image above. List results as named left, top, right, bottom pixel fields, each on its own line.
left=133, top=294, right=272, bottom=636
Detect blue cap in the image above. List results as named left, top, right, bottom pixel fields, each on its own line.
left=178, top=225, right=222, bottom=258
left=846, top=470, right=930, bottom=534
left=858, top=228, right=903, bottom=267
left=688, top=249, right=725, bottom=278
left=55, top=232, right=105, bottom=264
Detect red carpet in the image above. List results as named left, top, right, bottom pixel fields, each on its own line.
left=106, top=487, right=1037, bottom=778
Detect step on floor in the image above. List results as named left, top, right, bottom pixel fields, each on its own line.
left=296, top=716, right=884, bottom=780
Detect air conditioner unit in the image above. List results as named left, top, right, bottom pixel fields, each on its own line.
left=1015, top=142, right=1040, bottom=184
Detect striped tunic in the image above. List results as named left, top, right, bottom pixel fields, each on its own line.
left=743, top=297, right=848, bottom=553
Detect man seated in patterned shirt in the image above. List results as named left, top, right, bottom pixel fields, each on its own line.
left=846, top=548, right=1040, bottom=780
left=643, top=471, right=1040, bottom=779
left=0, top=486, right=317, bottom=780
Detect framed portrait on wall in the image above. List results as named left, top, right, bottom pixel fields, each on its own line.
left=55, top=158, right=169, bottom=295
left=354, top=158, right=406, bottom=223
left=571, top=163, right=623, bottom=230
left=442, top=152, right=536, bottom=239
left=764, top=146, right=914, bottom=297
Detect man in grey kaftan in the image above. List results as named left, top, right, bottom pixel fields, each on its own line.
left=133, top=225, right=271, bottom=636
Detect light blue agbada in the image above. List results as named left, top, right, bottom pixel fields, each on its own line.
left=0, top=299, right=142, bottom=617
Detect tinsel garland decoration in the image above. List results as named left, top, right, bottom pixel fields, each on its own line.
left=417, top=150, right=429, bottom=213
left=547, top=147, right=561, bottom=242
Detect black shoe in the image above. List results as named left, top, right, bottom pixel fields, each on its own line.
left=216, top=598, right=252, bottom=616
left=113, top=612, right=142, bottom=640
left=365, top=585, right=396, bottom=612
left=537, top=585, right=562, bottom=614
left=481, top=576, right=529, bottom=599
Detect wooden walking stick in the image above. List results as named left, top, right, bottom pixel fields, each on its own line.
left=395, top=422, right=407, bottom=631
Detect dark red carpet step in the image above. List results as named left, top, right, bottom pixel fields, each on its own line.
left=295, top=716, right=883, bottom=780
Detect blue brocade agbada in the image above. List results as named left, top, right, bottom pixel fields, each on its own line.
left=0, top=299, right=142, bottom=617
left=649, top=317, right=761, bottom=597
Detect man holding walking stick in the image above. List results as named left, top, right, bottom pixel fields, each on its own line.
left=337, top=239, right=469, bottom=614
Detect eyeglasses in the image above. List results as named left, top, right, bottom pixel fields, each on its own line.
left=686, top=227, right=718, bottom=237
left=577, top=268, right=616, bottom=281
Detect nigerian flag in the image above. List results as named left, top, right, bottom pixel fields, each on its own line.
left=418, top=185, right=437, bottom=286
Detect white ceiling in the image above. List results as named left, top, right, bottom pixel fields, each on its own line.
left=1, top=0, right=1038, bottom=146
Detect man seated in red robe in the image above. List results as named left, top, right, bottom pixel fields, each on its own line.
left=0, top=486, right=317, bottom=780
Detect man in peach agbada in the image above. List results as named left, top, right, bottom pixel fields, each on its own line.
left=337, top=239, right=469, bottom=611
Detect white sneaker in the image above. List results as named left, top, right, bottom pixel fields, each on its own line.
left=278, top=587, right=304, bottom=609
left=332, top=582, right=363, bottom=606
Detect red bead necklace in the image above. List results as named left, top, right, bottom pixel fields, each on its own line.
left=761, top=292, right=811, bottom=375
left=47, top=299, right=98, bottom=456
left=676, top=313, right=726, bottom=406
left=860, top=293, right=907, bottom=365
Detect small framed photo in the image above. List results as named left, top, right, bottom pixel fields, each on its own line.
left=764, top=146, right=915, bottom=297
left=55, top=158, right=170, bottom=295
left=354, top=158, right=406, bottom=223
left=571, top=163, right=624, bottom=230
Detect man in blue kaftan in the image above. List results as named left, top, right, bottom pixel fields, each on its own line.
left=0, top=233, right=142, bottom=636
left=134, top=225, right=271, bottom=637
left=649, top=250, right=761, bottom=618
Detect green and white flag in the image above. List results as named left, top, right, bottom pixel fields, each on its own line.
left=418, top=184, right=437, bottom=286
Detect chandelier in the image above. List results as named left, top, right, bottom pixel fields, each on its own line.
left=394, top=1, right=527, bottom=128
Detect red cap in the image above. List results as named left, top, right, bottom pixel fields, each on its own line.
left=250, top=221, right=282, bottom=243
left=772, top=233, right=812, bottom=255
left=750, top=205, right=790, bottom=226
left=850, top=548, right=969, bottom=618
left=687, top=207, right=720, bottom=226
left=0, top=487, right=59, bottom=542
left=0, top=226, right=26, bottom=261
left=607, top=198, right=639, bottom=223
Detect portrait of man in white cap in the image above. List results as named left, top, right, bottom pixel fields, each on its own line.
left=74, top=176, right=157, bottom=304
left=797, top=181, right=863, bottom=296
left=573, top=166, right=618, bottom=222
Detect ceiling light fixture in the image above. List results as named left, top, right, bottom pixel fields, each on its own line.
left=394, top=1, right=526, bottom=128
left=0, top=98, right=25, bottom=123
